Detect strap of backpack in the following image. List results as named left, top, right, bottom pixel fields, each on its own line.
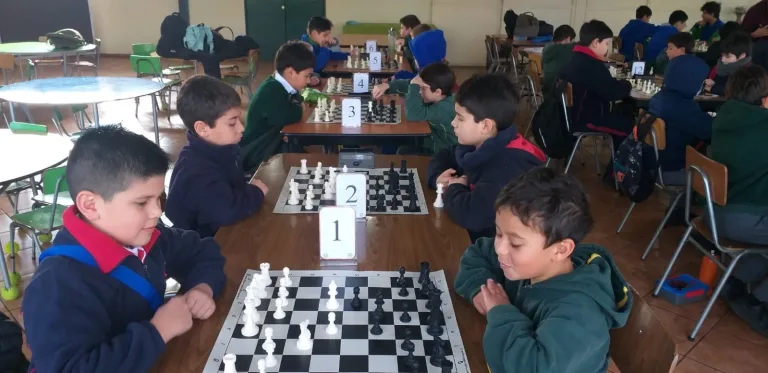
left=39, top=245, right=163, bottom=311
left=634, top=112, right=657, bottom=143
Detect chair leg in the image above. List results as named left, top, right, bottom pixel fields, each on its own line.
left=642, top=191, right=684, bottom=260
left=616, top=202, right=636, bottom=233
left=0, top=224, right=16, bottom=293
left=689, top=252, right=746, bottom=340
left=609, top=138, right=618, bottom=191
left=565, top=136, right=585, bottom=173
left=653, top=225, right=693, bottom=296
left=594, top=137, right=602, bottom=176
left=134, top=97, right=140, bottom=118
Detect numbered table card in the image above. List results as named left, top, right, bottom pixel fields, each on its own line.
left=319, top=206, right=356, bottom=260
left=369, top=52, right=382, bottom=72
left=341, top=98, right=361, bottom=128
left=352, top=72, right=369, bottom=93
left=631, top=61, right=646, bottom=76
left=366, top=40, right=377, bottom=54
left=335, top=172, right=367, bottom=218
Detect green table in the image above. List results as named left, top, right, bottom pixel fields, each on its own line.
left=0, top=42, right=97, bottom=76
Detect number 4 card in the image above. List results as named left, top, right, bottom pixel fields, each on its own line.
left=335, top=172, right=367, bottom=218
left=352, top=72, right=369, bottom=93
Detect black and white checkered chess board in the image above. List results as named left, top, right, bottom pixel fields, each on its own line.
left=306, top=99, right=401, bottom=124
left=323, top=77, right=386, bottom=96
left=203, top=269, right=470, bottom=373
left=273, top=166, right=428, bottom=215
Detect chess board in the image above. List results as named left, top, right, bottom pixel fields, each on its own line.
left=273, top=166, right=429, bottom=215
left=203, top=269, right=470, bottom=373
left=323, top=78, right=386, bottom=96
left=306, top=99, right=402, bottom=125
left=340, top=57, right=400, bottom=73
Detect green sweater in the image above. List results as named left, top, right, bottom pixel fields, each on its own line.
left=542, top=43, right=574, bottom=92
left=711, top=100, right=768, bottom=214
left=240, top=76, right=303, bottom=171
left=387, top=79, right=457, bottom=153
left=454, top=238, right=631, bottom=373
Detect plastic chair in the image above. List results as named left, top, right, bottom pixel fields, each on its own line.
left=69, top=38, right=101, bottom=76
left=2, top=166, right=68, bottom=300
left=652, top=146, right=768, bottom=340
left=129, top=55, right=182, bottom=121
left=221, top=49, right=260, bottom=98
left=132, top=43, right=197, bottom=74
left=0, top=53, right=15, bottom=126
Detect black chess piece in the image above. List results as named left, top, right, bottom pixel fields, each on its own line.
left=351, top=286, right=362, bottom=310
left=430, top=336, right=446, bottom=367
left=399, top=280, right=409, bottom=297
left=427, top=307, right=444, bottom=337
left=441, top=359, right=454, bottom=373
left=397, top=266, right=406, bottom=285
left=370, top=317, right=383, bottom=335
left=389, top=195, right=399, bottom=210
left=426, top=286, right=442, bottom=309
left=365, top=110, right=374, bottom=123
left=407, top=192, right=418, bottom=212
left=403, top=344, right=417, bottom=369
left=376, top=193, right=387, bottom=212
left=390, top=99, right=396, bottom=109
left=421, top=276, right=431, bottom=296
left=400, top=302, right=412, bottom=323
left=373, top=306, right=384, bottom=322
left=375, top=292, right=385, bottom=306
left=418, top=261, right=430, bottom=284
left=389, top=162, right=396, bottom=174
left=401, top=327, right=415, bottom=351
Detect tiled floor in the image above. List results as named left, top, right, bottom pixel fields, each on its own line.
left=1, top=56, right=766, bottom=372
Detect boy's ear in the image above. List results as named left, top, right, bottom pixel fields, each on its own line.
left=193, top=121, right=211, bottom=137
left=761, top=96, right=768, bottom=109
left=552, top=239, right=576, bottom=260
left=480, top=118, right=496, bottom=133
left=739, top=53, right=748, bottom=60
left=76, top=190, right=101, bottom=221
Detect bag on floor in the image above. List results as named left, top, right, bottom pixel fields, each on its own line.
left=532, top=80, right=573, bottom=159
left=515, top=12, right=540, bottom=38
left=0, top=312, right=28, bottom=373
left=613, top=112, right=659, bottom=203
left=45, top=29, right=87, bottom=49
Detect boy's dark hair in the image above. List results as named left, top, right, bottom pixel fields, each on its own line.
left=553, top=25, right=576, bottom=42
left=668, top=32, right=695, bottom=54
left=400, top=15, right=421, bottom=30
left=495, top=167, right=594, bottom=247
left=412, top=24, right=432, bottom=37
left=725, top=64, right=768, bottom=106
left=701, top=1, right=721, bottom=19
left=668, top=10, right=688, bottom=25
left=636, top=6, right=652, bottom=19
left=719, top=21, right=740, bottom=42
left=577, top=20, right=613, bottom=46
left=275, top=40, right=316, bottom=75
left=66, top=126, right=170, bottom=201
left=721, top=31, right=752, bottom=58
left=455, top=73, right=519, bottom=131
left=177, top=75, right=241, bottom=133
left=307, top=16, right=333, bottom=33
left=418, top=62, right=455, bottom=96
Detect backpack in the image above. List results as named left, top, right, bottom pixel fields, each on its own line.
left=184, top=24, right=214, bottom=53
left=157, top=12, right=190, bottom=57
left=45, top=29, right=87, bottom=49
left=0, top=313, right=28, bottom=373
left=538, top=21, right=555, bottom=37
left=532, top=80, right=574, bottom=159
left=503, top=10, right=518, bottom=38
left=613, top=112, right=659, bottom=203
left=515, top=12, right=540, bottom=38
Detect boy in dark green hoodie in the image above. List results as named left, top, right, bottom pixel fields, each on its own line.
left=240, top=41, right=315, bottom=171
left=372, top=62, right=457, bottom=154
left=454, top=167, right=632, bottom=373
left=542, top=25, right=576, bottom=93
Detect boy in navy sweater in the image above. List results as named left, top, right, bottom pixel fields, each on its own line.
left=706, top=32, right=752, bottom=95
left=166, top=76, right=268, bottom=238
left=618, top=6, right=657, bottom=61
left=645, top=10, right=688, bottom=67
left=427, top=74, right=546, bottom=243
left=300, top=16, right=349, bottom=82
left=22, top=126, right=227, bottom=373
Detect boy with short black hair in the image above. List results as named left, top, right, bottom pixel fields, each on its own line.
left=655, top=31, right=696, bottom=76
left=241, top=41, right=314, bottom=171
left=702, top=20, right=740, bottom=67
left=645, top=10, right=688, bottom=67
left=300, top=16, right=349, bottom=75
left=454, top=167, right=631, bottom=373
left=167, top=75, right=269, bottom=238
left=542, top=25, right=576, bottom=93
left=398, top=14, right=422, bottom=72
left=427, top=73, right=546, bottom=242
left=373, top=62, right=457, bottom=154
left=23, top=126, right=227, bottom=373
left=691, top=1, right=724, bottom=44
left=705, top=31, right=752, bottom=95
left=618, top=5, right=657, bottom=61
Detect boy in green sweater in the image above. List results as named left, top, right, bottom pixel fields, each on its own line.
left=240, top=41, right=315, bottom=171
left=371, top=62, right=457, bottom=154
left=454, top=167, right=632, bottom=373
left=542, top=25, right=576, bottom=93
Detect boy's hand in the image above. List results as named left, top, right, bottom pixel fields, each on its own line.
left=310, top=76, right=320, bottom=86
left=704, top=79, right=714, bottom=91
left=185, top=284, right=216, bottom=320
left=250, top=179, right=269, bottom=195
left=472, top=292, right=488, bottom=315
left=436, top=168, right=457, bottom=186
left=372, top=83, right=389, bottom=99
left=480, top=279, right=510, bottom=312
left=150, top=296, right=193, bottom=343
left=696, top=20, right=706, bottom=27
left=448, top=176, right=468, bottom=186
left=395, top=38, right=405, bottom=47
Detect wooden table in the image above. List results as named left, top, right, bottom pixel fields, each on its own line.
left=151, top=153, right=484, bottom=373
left=325, top=60, right=401, bottom=77
left=630, top=91, right=726, bottom=111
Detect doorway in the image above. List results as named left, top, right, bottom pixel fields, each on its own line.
left=245, top=0, right=325, bottom=60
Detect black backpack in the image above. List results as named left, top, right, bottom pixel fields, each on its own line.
left=613, top=112, right=659, bottom=203
left=532, top=80, right=574, bottom=159
left=157, top=12, right=190, bottom=58
left=0, top=313, right=27, bottom=373
left=45, top=29, right=87, bottom=49
left=504, top=10, right=518, bottom=38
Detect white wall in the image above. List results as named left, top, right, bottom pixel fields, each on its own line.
left=189, top=0, right=246, bottom=37
left=89, top=0, right=177, bottom=54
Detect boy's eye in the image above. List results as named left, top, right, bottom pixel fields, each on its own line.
left=135, top=201, right=148, bottom=207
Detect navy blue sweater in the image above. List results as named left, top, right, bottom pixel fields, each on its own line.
left=645, top=25, right=679, bottom=64
left=618, top=19, right=657, bottom=61
left=22, top=207, right=226, bottom=373
left=300, top=34, right=350, bottom=73
left=427, top=126, right=546, bottom=242
left=166, top=132, right=265, bottom=238
left=649, top=55, right=712, bottom=171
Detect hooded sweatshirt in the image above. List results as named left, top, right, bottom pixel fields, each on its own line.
left=645, top=25, right=679, bottom=64
left=455, top=238, right=632, bottom=373
left=410, top=29, right=447, bottom=71
left=300, top=34, right=349, bottom=73
left=542, top=42, right=574, bottom=92
left=649, top=54, right=712, bottom=171
left=691, top=19, right=724, bottom=43
left=618, top=19, right=658, bottom=61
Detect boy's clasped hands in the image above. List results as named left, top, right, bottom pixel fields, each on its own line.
left=436, top=168, right=467, bottom=186
left=472, top=279, right=510, bottom=316
left=150, top=283, right=217, bottom=343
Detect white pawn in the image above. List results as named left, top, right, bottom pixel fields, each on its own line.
left=326, top=280, right=339, bottom=310
left=257, top=359, right=266, bottom=373
left=313, top=169, right=322, bottom=183
left=323, top=181, right=333, bottom=198
left=223, top=354, right=237, bottom=373
left=326, top=312, right=338, bottom=335
left=336, top=78, right=342, bottom=92
left=434, top=183, right=445, bottom=208
left=241, top=305, right=259, bottom=337
left=262, top=327, right=275, bottom=350
left=307, top=185, right=314, bottom=198
left=324, top=110, right=331, bottom=122
left=277, top=278, right=290, bottom=301
left=299, top=159, right=309, bottom=174
left=297, top=320, right=313, bottom=350
left=288, top=188, right=299, bottom=205
left=273, top=300, right=286, bottom=319
left=342, top=165, right=348, bottom=173
left=304, top=192, right=314, bottom=210
left=282, top=267, right=292, bottom=286
left=314, top=108, right=321, bottom=122
left=346, top=55, right=352, bottom=68
left=263, top=341, right=277, bottom=367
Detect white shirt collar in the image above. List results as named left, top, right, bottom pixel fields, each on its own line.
left=274, top=72, right=296, bottom=94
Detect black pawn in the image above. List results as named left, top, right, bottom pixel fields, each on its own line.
left=418, top=262, right=430, bottom=284
left=397, top=266, right=406, bottom=286
left=399, top=302, right=412, bottom=323
left=430, top=336, right=445, bottom=367
left=404, top=347, right=417, bottom=370
left=407, top=192, right=418, bottom=212
left=389, top=195, right=399, bottom=210
left=427, top=307, right=444, bottom=337
left=441, top=360, right=454, bottom=373
left=401, top=327, right=415, bottom=351
left=370, top=317, right=383, bottom=335
left=376, top=193, right=386, bottom=212
left=399, top=280, right=409, bottom=297
left=351, top=286, right=362, bottom=310
left=375, top=292, right=385, bottom=306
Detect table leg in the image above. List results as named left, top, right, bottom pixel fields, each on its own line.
left=63, top=55, right=68, bottom=76
left=93, top=103, right=100, bottom=127
left=7, top=102, right=15, bottom=122
left=151, top=95, right=160, bottom=144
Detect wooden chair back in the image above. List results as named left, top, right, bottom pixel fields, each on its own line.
left=609, top=287, right=679, bottom=373
left=685, top=146, right=728, bottom=206
left=613, top=36, right=622, bottom=52
left=0, top=53, right=14, bottom=70
left=637, top=110, right=667, bottom=150
left=527, top=52, right=543, bottom=92
left=565, top=82, right=573, bottom=107
left=634, top=42, right=644, bottom=60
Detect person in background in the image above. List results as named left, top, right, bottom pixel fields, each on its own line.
left=705, top=31, right=752, bottom=95
left=300, top=16, right=349, bottom=80
left=645, top=10, right=688, bottom=68
left=397, top=14, right=421, bottom=72
left=618, top=6, right=657, bottom=61
left=702, top=21, right=741, bottom=68
left=691, top=2, right=725, bottom=44
left=741, top=0, right=768, bottom=41
left=655, top=32, right=696, bottom=76
left=542, top=25, right=576, bottom=93
left=393, top=24, right=446, bottom=80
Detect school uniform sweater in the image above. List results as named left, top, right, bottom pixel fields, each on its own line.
left=22, top=207, right=226, bottom=373
left=618, top=19, right=658, bottom=61
left=300, top=34, right=349, bottom=73
left=542, top=43, right=574, bottom=93
left=386, top=79, right=457, bottom=153
left=166, top=131, right=265, bottom=238
left=240, top=75, right=304, bottom=171
left=427, top=126, right=546, bottom=242
left=709, top=57, right=752, bottom=96
left=393, top=30, right=447, bottom=80
left=691, top=19, right=724, bottom=43
left=645, top=25, right=679, bottom=64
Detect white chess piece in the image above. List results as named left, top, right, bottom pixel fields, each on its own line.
left=323, top=181, right=333, bottom=198
left=241, top=302, right=259, bottom=337
left=297, top=320, right=313, bottom=350
left=326, top=280, right=339, bottom=310
left=277, top=278, right=290, bottom=301
left=300, top=159, right=309, bottom=174
left=273, top=299, right=286, bottom=319
left=257, top=359, right=266, bottom=373
left=324, top=110, right=331, bottom=122
left=368, top=100, right=373, bottom=113
left=326, top=312, right=338, bottom=335
left=342, top=165, right=348, bottom=173
left=288, top=186, right=299, bottom=205
left=315, top=162, right=323, bottom=176
left=434, top=183, right=445, bottom=208
left=336, top=78, right=342, bottom=92
left=263, top=341, right=277, bottom=367
left=354, top=58, right=359, bottom=68
left=307, top=185, right=314, bottom=198
left=245, top=285, right=256, bottom=301
left=346, top=56, right=352, bottom=68
left=313, top=169, right=322, bottom=183
left=304, top=192, right=314, bottom=210
left=314, top=107, right=321, bottom=121
left=223, top=354, right=237, bottom=373
left=330, top=99, right=337, bottom=112
left=262, top=327, right=275, bottom=350
left=282, top=267, right=292, bottom=286
left=259, top=263, right=272, bottom=287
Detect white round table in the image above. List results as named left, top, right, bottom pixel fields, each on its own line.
left=0, top=129, right=73, bottom=192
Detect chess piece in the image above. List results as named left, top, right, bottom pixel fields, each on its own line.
left=407, top=192, right=418, bottom=212
left=300, top=159, right=309, bottom=174
left=262, top=327, right=275, bottom=350
left=351, top=286, right=362, bottom=310
left=399, top=302, right=412, bottom=323
left=342, top=165, right=349, bottom=173
left=324, top=110, right=331, bottom=122
left=370, top=316, right=383, bottom=335
left=264, top=341, right=277, bottom=367
left=389, top=195, right=399, bottom=210
left=297, top=320, right=313, bottom=350
left=326, top=312, right=338, bottom=335
left=427, top=286, right=442, bottom=310
left=376, top=193, right=386, bottom=212
left=282, top=267, right=292, bottom=286
left=441, top=360, right=454, bottom=373
left=323, top=181, right=332, bottom=198
left=259, top=263, right=272, bottom=287
left=313, top=169, right=322, bottom=183
left=326, top=280, right=340, bottom=310
left=421, top=277, right=432, bottom=297
left=223, top=354, right=237, bottom=373
left=313, top=108, right=321, bottom=122
left=346, top=56, right=352, bottom=68
left=277, top=278, right=289, bottom=300
left=273, top=300, right=286, bottom=319
left=399, top=279, right=409, bottom=297
left=288, top=187, right=299, bottom=205
left=434, top=183, right=444, bottom=208
left=241, top=298, right=260, bottom=337
left=401, top=327, right=415, bottom=351
left=304, top=192, right=314, bottom=210
left=397, top=266, right=406, bottom=286
left=307, top=184, right=314, bottom=198
left=419, top=261, right=430, bottom=284
left=257, top=359, right=267, bottom=373
left=400, top=159, right=407, bottom=174
left=430, top=336, right=446, bottom=367
left=336, top=78, right=342, bottom=93
left=427, top=306, right=444, bottom=337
